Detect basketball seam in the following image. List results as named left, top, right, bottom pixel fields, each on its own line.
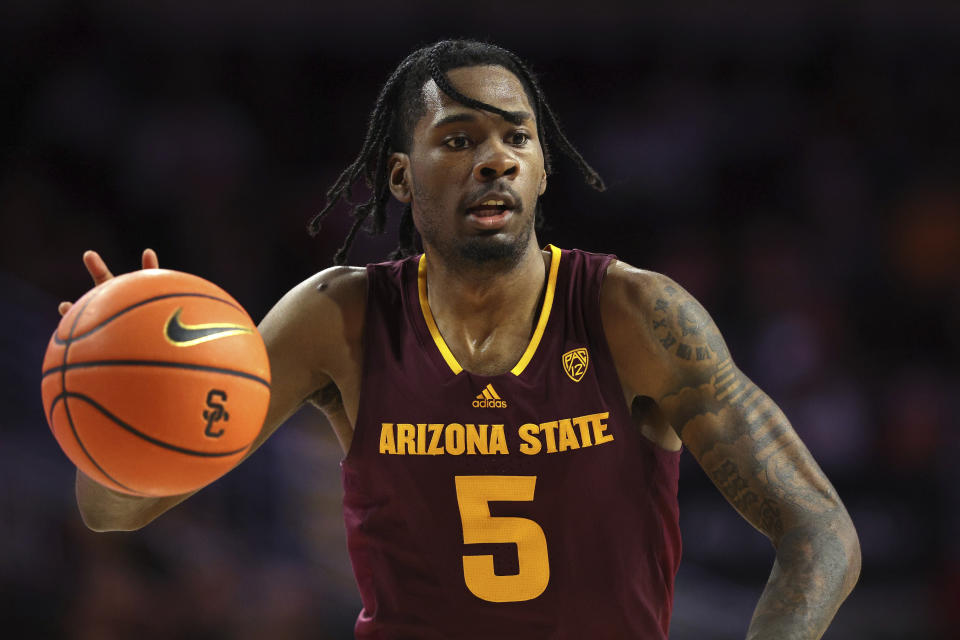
left=53, top=292, right=245, bottom=345
left=55, top=391, right=253, bottom=458
left=41, top=359, right=271, bottom=388
left=47, top=394, right=144, bottom=495
left=57, top=286, right=147, bottom=495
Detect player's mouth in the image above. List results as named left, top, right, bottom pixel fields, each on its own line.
left=464, top=194, right=517, bottom=230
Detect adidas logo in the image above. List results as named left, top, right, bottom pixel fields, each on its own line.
left=472, top=383, right=508, bottom=408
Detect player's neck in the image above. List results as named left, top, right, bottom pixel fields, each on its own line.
left=422, top=242, right=548, bottom=365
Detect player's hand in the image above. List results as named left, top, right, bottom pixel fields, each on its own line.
left=58, top=249, right=159, bottom=317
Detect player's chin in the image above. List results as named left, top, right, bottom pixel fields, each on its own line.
left=457, top=231, right=529, bottom=265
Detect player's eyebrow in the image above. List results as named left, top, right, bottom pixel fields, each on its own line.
left=433, top=110, right=533, bottom=128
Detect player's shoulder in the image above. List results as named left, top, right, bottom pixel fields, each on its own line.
left=600, top=259, right=724, bottom=362
left=260, top=265, right=367, bottom=345
left=284, top=265, right=367, bottom=311
left=307, top=264, right=368, bottom=305
left=601, top=259, right=685, bottom=319
left=601, top=258, right=729, bottom=377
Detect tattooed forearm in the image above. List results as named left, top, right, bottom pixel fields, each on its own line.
left=747, top=523, right=859, bottom=640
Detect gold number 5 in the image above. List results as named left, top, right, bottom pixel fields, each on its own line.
left=454, top=475, right=550, bottom=603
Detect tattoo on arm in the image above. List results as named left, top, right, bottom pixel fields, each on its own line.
left=713, top=458, right=785, bottom=538
left=650, top=285, right=729, bottom=365
left=747, top=523, right=855, bottom=640
left=648, top=280, right=859, bottom=638
left=651, top=285, right=838, bottom=525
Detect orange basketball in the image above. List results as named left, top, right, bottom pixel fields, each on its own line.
left=40, top=269, right=271, bottom=497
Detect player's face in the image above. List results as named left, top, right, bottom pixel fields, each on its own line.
left=389, top=65, right=547, bottom=267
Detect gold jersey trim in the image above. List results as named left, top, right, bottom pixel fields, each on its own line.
left=418, top=254, right=464, bottom=374
left=417, top=245, right=562, bottom=377
left=511, top=244, right=561, bottom=375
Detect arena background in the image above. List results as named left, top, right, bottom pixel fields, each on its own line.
left=2, top=1, right=958, bottom=638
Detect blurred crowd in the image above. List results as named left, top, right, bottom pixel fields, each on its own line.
left=2, top=2, right=958, bottom=638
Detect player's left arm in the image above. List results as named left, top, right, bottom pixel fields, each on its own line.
left=602, top=262, right=861, bottom=640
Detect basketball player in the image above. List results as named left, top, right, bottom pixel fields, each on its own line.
left=61, top=41, right=860, bottom=638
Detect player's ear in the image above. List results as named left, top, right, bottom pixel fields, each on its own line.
left=538, top=171, right=547, bottom=196
left=388, top=153, right=412, bottom=203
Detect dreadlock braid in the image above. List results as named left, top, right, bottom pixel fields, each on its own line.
left=308, top=39, right=605, bottom=265
left=389, top=205, right=417, bottom=260
left=481, top=44, right=606, bottom=192
left=426, top=46, right=526, bottom=127
left=306, top=52, right=414, bottom=239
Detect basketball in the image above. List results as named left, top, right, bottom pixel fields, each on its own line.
left=41, top=269, right=271, bottom=497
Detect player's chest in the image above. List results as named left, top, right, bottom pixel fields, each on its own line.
left=361, top=354, right=620, bottom=463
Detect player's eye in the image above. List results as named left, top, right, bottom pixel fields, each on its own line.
left=508, top=132, right=530, bottom=146
left=444, top=135, right=471, bottom=150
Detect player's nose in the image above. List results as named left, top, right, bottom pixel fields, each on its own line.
left=473, top=143, right=518, bottom=182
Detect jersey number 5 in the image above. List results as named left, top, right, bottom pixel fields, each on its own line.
left=454, top=475, right=550, bottom=603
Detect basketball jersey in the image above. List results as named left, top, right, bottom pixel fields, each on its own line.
left=341, top=246, right=682, bottom=639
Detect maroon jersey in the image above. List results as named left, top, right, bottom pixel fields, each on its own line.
left=341, top=246, right=681, bottom=639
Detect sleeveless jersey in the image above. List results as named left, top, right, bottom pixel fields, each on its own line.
left=341, top=246, right=682, bottom=639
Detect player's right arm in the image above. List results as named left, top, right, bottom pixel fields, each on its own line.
left=68, top=250, right=366, bottom=531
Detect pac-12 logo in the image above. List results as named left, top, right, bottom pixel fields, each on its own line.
left=562, top=348, right=589, bottom=382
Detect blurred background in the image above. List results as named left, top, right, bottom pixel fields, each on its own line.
left=2, top=1, right=959, bottom=638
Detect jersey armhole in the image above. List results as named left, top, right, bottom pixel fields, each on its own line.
left=344, top=264, right=382, bottom=463
left=589, top=257, right=684, bottom=457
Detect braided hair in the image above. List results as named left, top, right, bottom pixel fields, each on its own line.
left=308, top=39, right=605, bottom=265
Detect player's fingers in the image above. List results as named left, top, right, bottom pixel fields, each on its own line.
left=142, top=248, right=159, bottom=270
left=82, top=250, right=114, bottom=286
left=58, top=301, right=73, bottom=316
